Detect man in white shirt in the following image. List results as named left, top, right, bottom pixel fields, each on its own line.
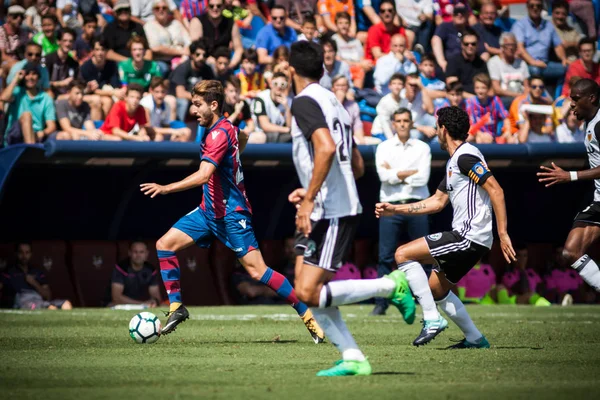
left=372, top=107, right=431, bottom=315
left=371, top=73, right=405, bottom=140
left=374, top=34, right=418, bottom=95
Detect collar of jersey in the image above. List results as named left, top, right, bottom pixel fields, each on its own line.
left=207, top=116, right=225, bottom=134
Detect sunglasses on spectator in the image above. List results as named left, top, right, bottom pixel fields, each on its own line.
left=194, top=52, right=206, bottom=57
left=463, top=41, right=477, bottom=47
left=531, top=85, right=545, bottom=89
left=154, top=6, right=168, bottom=11
left=10, top=13, right=24, bottom=19
left=380, top=8, right=394, bottom=14
left=209, top=3, right=223, bottom=9
left=27, top=52, right=42, bottom=57
left=272, top=81, right=288, bottom=89
left=528, top=3, right=542, bottom=9
left=272, top=16, right=285, bottom=21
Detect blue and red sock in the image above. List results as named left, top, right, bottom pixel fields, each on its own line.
left=158, top=250, right=182, bottom=305
left=259, top=267, right=308, bottom=316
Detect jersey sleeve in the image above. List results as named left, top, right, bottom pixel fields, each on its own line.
left=437, top=176, right=448, bottom=193
left=291, top=96, right=328, bottom=140
left=201, top=127, right=229, bottom=166
left=111, top=265, right=127, bottom=285
left=457, top=154, right=493, bottom=186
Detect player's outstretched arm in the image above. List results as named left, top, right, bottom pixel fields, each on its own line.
left=140, top=161, right=217, bottom=198
left=375, top=190, right=449, bottom=217
left=538, top=162, right=600, bottom=187
left=481, top=176, right=517, bottom=264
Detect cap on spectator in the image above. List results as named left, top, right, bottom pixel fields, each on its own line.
left=453, top=5, right=468, bottom=15
left=23, top=62, right=40, bottom=75
left=8, top=5, right=26, bottom=15
left=113, top=0, right=131, bottom=12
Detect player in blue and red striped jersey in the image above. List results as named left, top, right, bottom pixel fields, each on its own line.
left=140, top=80, right=324, bottom=342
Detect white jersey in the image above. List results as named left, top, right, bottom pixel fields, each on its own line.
left=290, top=83, right=362, bottom=220
left=583, top=109, right=600, bottom=202
left=439, top=143, right=493, bottom=248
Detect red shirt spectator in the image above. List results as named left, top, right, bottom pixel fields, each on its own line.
left=562, top=38, right=600, bottom=96
left=101, top=100, right=148, bottom=134
left=365, top=22, right=407, bottom=61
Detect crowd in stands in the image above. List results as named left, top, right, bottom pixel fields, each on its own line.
left=1, top=0, right=598, bottom=145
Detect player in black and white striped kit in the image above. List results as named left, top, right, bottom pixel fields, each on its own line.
left=538, top=78, right=600, bottom=293
left=376, top=106, right=517, bottom=349
left=288, top=41, right=416, bottom=377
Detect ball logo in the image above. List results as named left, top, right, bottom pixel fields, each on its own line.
left=428, top=233, right=443, bottom=241
left=304, top=240, right=317, bottom=258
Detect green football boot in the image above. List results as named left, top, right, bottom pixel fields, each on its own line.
left=385, top=270, right=416, bottom=324
left=446, top=335, right=490, bottom=349
left=316, top=359, right=372, bottom=377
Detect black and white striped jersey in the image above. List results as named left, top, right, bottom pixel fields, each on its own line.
left=290, top=83, right=362, bottom=221
left=437, top=143, right=494, bottom=249
left=583, top=109, right=600, bottom=202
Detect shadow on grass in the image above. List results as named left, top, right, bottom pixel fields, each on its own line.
left=373, top=372, right=417, bottom=376
left=436, top=346, right=544, bottom=350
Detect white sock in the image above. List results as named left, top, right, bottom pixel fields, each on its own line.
left=318, top=278, right=395, bottom=308
left=436, top=291, right=482, bottom=343
left=398, top=261, right=440, bottom=321
left=572, top=255, right=600, bottom=292
left=311, top=307, right=366, bottom=361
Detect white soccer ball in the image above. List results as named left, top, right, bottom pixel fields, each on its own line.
left=129, top=312, right=161, bottom=344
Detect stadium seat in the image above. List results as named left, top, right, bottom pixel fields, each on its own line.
left=177, top=244, right=221, bottom=305
left=70, top=241, right=117, bottom=307
left=31, top=240, right=79, bottom=306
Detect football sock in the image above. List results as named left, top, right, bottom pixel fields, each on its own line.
left=158, top=250, right=182, bottom=308
left=398, top=261, right=440, bottom=320
left=259, top=267, right=308, bottom=316
left=317, top=278, right=396, bottom=308
left=436, top=291, right=482, bottom=343
left=311, top=307, right=365, bottom=361
left=571, top=255, right=600, bottom=292
left=497, top=288, right=516, bottom=305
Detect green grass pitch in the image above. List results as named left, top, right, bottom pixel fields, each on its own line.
left=2, top=305, right=600, bottom=400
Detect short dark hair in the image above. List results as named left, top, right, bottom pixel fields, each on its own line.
left=68, top=79, right=86, bottom=92
left=579, top=36, right=596, bottom=50
left=303, top=12, right=316, bottom=26
left=91, top=36, right=108, bottom=50
left=473, top=73, right=491, bottom=88
left=572, top=78, right=600, bottom=103
left=192, top=80, right=225, bottom=111
left=436, top=106, right=470, bottom=141
left=407, top=72, right=420, bottom=80
left=271, top=4, right=286, bottom=14
left=189, top=39, right=207, bottom=54
left=320, top=36, right=338, bottom=53
left=25, top=41, right=42, bottom=51
left=242, top=48, right=258, bottom=64
left=213, top=46, right=231, bottom=60
left=226, top=75, right=241, bottom=91
left=83, top=15, right=97, bottom=25
left=149, top=76, right=166, bottom=90
left=127, top=83, right=145, bottom=95
left=127, top=35, right=147, bottom=50
left=528, top=74, right=544, bottom=84
left=552, top=0, right=569, bottom=12
left=389, top=72, right=406, bottom=84
left=271, top=71, right=287, bottom=81
left=420, top=54, right=437, bottom=65
left=272, top=45, right=290, bottom=62
left=335, top=11, right=351, bottom=23
left=461, top=27, right=479, bottom=42
left=41, top=14, right=57, bottom=24
left=379, top=0, right=396, bottom=11
left=290, top=41, right=324, bottom=81
left=392, top=107, right=412, bottom=121
left=59, top=28, right=76, bottom=41
left=447, top=81, right=463, bottom=92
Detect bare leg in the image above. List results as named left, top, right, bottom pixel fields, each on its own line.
left=19, top=112, right=35, bottom=144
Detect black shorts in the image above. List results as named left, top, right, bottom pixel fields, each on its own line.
left=294, top=215, right=359, bottom=272
left=573, top=201, right=600, bottom=226
left=425, top=231, right=489, bottom=284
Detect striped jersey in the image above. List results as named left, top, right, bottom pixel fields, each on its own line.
left=464, top=95, right=508, bottom=137
left=199, top=116, right=252, bottom=219
left=583, top=108, right=600, bottom=202
left=290, top=83, right=362, bottom=220
left=438, top=143, right=493, bottom=248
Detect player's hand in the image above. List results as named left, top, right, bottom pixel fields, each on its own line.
left=537, top=162, right=570, bottom=187
left=296, top=199, right=314, bottom=237
left=375, top=202, right=395, bottom=218
left=499, top=232, right=517, bottom=264
left=140, top=183, right=170, bottom=198
left=288, top=188, right=306, bottom=207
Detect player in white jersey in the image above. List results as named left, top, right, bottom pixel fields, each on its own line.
left=287, top=41, right=416, bottom=377
left=538, top=78, right=600, bottom=292
left=376, top=106, right=517, bottom=349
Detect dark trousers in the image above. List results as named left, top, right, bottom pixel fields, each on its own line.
left=409, top=20, right=435, bottom=54
left=376, top=211, right=429, bottom=308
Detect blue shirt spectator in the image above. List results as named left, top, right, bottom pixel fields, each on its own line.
left=511, top=16, right=562, bottom=63
left=255, top=5, right=297, bottom=65
left=355, top=0, right=382, bottom=32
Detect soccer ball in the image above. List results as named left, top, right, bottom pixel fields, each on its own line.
left=129, top=312, right=161, bottom=344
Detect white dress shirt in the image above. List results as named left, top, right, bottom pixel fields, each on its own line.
left=376, top=136, right=431, bottom=202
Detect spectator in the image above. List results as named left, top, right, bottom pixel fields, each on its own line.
left=222, top=76, right=261, bottom=143
left=371, top=107, right=431, bottom=315
left=79, top=37, right=123, bottom=121
left=318, top=0, right=356, bottom=36
left=511, top=0, right=567, bottom=82
left=374, top=33, right=417, bottom=95
left=445, top=27, right=488, bottom=96
left=395, top=0, right=434, bottom=53
left=0, top=5, right=30, bottom=74
left=56, top=0, right=81, bottom=29
left=251, top=71, right=292, bottom=143
left=319, top=37, right=352, bottom=90
left=434, top=0, right=476, bottom=25
left=435, top=80, right=466, bottom=112
left=508, top=75, right=553, bottom=135
left=144, top=0, right=192, bottom=76
left=332, top=75, right=367, bottom=144
left=1, top=64, right=57, bottom=145
left=237, top=48, right=265, bottom=99
left=488, top=32, right=530, bottom=110
left=418, top=54, right=446, bottom=106
left=25, top=0, right=52, bottom=34
left=189, top=0, right=243, bottom=68
left=46, top=28, right=80, bottom=98
left=551, top=0, right=582, bottom=62
left=118, top=36, right=162, bottom=91
left=275, top=0, right=319, bottom=32
left=6, top=42, right=50, bottom=93
left=32, top=14, right=59, bottom=56
left=332, top=11, right=370, bottom=89
left=103, top=0, right=149, bottom=62
left=296, top=13, right=319, bottom=42
left=0, top=242, right=72, bottom=310
left=169, top=39, right=215, bottom=121
left=74, top=15, right=98, bottom=63
left=465, top=73, right=510, bottom=144
left=371, top=72, right=405, bottom=140
left=356, top=0, right=383, bottom=43
left=255, top=5, right=297, bottom=66
left=400, top=72, right=435, bottom=141
left=131, top=0, right=181, bottom=24
left=56, top=80, right=113, bottom=140
left=519, top=110, right=554, bottom=143
left=431, top=5, right=469, bottom=73
left=140, top=77, right=192, bottom=141
left=100, top=83, right=160, bottom=141
left=110, top=241, right=162, bottom=307
left=365, top=0, right=414, bottom=62
left=562, top=37, right=600, bottom=96
left=213, top=46, right=234, bottom=84
left=555, top=109, right=585, bottom=143
left=472, top=2, right=502, bottom=62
